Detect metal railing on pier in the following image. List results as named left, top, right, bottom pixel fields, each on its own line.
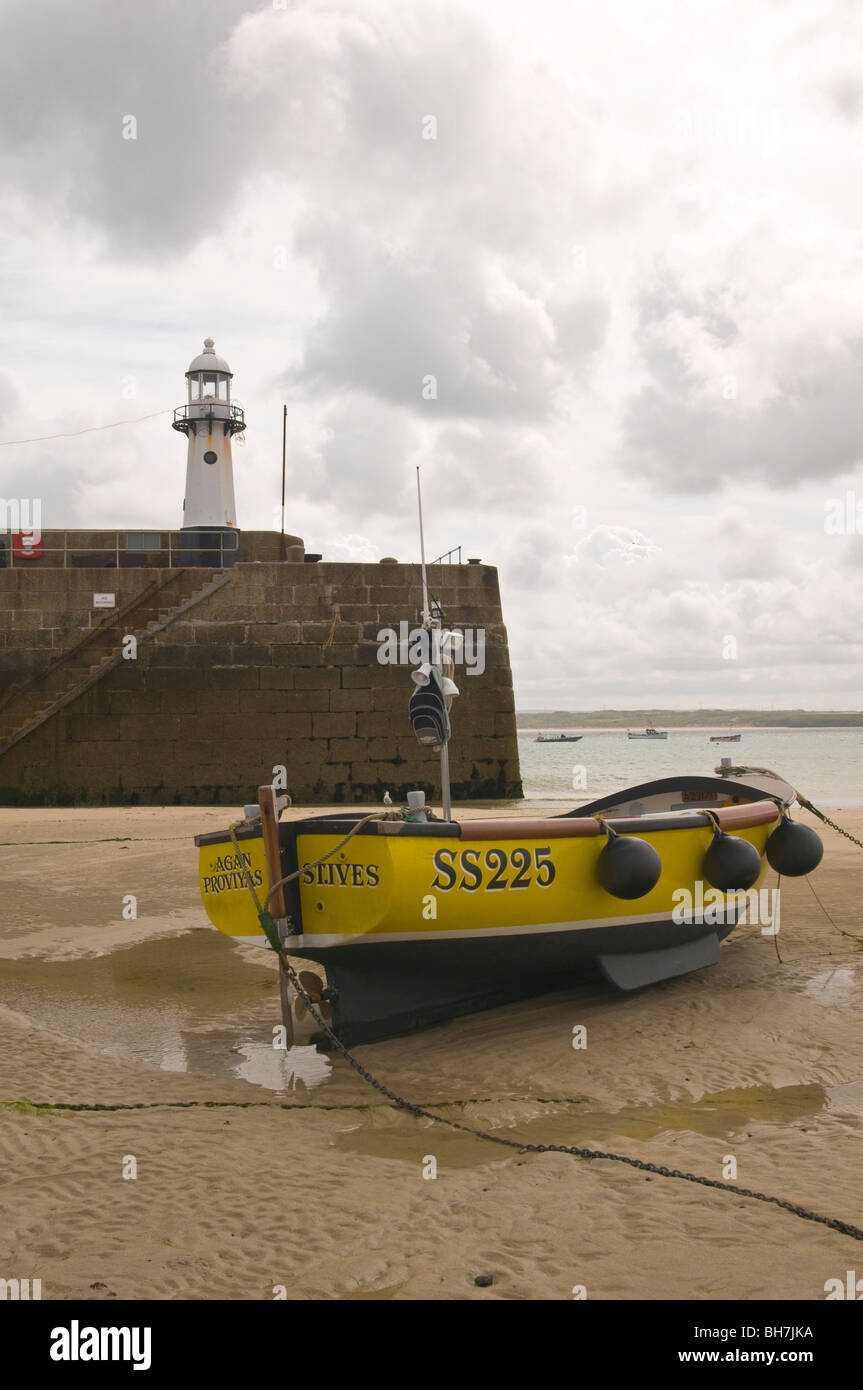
left=0, top=530, right=241, bottom=569
left=430, top=545, right=462, bottom=566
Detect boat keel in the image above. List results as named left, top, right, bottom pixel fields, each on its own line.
left=598, top=933, right=721, bottom=990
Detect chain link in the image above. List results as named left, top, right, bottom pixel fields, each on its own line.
left=796, top=794, right=863, bottom=851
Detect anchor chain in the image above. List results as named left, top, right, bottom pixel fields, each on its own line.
left=795, top=794, right=863, bottom=852
left=273, top=952, right=863, bottom=1244
left=228, top=807, right=863, bottom=1247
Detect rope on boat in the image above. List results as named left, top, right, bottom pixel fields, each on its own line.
left=773, top=788, right=863, bottom=946
left=224, top=810, right=863, bottom=1247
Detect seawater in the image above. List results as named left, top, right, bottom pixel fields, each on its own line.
left=516, top=726, right=863, bottom=809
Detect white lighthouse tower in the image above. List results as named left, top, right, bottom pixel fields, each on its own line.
left=172, top=338, right=246, bottom=566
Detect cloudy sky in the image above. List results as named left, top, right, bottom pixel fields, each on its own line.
left=1, top=0, right=862, bottom=710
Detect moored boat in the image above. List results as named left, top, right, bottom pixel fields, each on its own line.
left=710, top=733, right=742, bottom=743
left=536, top=732, right=582, bottom=742
left=627, top=727, right=668, bottom=739
left=196, top=765, right=822, bottom=1046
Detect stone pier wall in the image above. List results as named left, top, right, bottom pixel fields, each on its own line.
left=0, top=553, right=522, bottom=806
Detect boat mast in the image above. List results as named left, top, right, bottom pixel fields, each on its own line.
left=416, top=466, right=452, bottom=820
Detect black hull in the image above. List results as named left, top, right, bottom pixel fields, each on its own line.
left=288, top=915, right=738, bottom=1048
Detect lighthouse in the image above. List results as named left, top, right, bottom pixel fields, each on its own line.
left=172, top=338, right=246, bottom=566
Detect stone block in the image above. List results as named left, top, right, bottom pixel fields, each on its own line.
left=312, top=712, right=356, bottom=739
left=340, top=667, right=375, bottom=688
left=279, top=690, right=331, bottom=713
left=330, top=688, right=371, bottom=712
left=103, top=691, right=159, bottom=716
left=231, top=643, right=272, bottom=667
left=66, top=713, right=121, bottom=742
left=145, top=668, right=205, bottom=693
left=147, top=644, right=197, bottom=668
left=179, top=642, right=233, bottom=666
left=191, top=621, right=248, bottom=645
left=282, top=599, right=334, bottom=621
left=371, top=687, right=407, bottom=712
left=294, top=667, right=339, bottom=690
left=301, top=621, right=336, bottom=644
left=190, top=689, right=240, bottom=714
left=357, top=713, right=396, bottom=738
left=245, top=621, right=301, bottom=645
left=118, top=714, right=181, bottom=743
left=325, top=737, right=368, bottom=762
left=259, top=668, right=295, bottom=690
left=207, top=667, right=261, bottom=691
left=271, top=645, right=322, bottom=667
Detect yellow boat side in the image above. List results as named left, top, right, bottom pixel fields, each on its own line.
left=197, top=814, right=779, bottom=949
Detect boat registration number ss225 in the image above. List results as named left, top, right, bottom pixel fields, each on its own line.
left=431, top=846, right=556, bottom=892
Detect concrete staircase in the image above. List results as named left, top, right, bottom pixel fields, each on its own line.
left=0, top=569, right=232, bottom=758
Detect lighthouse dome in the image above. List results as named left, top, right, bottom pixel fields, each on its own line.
left=186, top=337, right=233, bottom=377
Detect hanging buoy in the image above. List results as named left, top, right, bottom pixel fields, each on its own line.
left=702, top=831, right=762, bottom=892
left=765, top=816, right=823, bottom=877
left=596, top=829, right=662, bottom=899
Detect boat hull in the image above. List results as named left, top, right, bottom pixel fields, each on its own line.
left=280, top=913, right=737, bottom=1046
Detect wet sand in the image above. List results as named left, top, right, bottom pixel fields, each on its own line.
left=1, top=802, right=862, bottom=1301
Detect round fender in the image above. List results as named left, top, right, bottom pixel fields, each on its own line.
left=703, top=832, right=762, bottom=892
left=766, top=817, right=824, bottom=877
left=596, top=832, right=662, bottom=900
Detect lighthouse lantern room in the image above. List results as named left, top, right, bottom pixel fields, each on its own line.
left=172, top=338, right=246, bottom=566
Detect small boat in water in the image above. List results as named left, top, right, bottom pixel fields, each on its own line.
left=710, top=733, right=742, bottom=743
left=536, top=732, right=582, bottom=743
left=628, top=727, right=668, bottom=739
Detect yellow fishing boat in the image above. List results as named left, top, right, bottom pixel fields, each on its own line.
left=195, top=767, right=822, bottom=1046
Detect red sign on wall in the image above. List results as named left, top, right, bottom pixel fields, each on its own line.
left=12, top=532, right=42, bottom=559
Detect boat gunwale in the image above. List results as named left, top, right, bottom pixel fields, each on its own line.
left=194, top=795, right=782, bottom=848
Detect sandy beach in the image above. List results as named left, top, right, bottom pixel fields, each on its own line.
left=1, top=801, right=862, bottom=1301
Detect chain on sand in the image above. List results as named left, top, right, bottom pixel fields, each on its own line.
left=278, top=953, right=863, bottom=1246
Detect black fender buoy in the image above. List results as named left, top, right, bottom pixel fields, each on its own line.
left=702, top=831, right=762, bottom=892
left=596, top=830, right=661, bottom=899
left=766, top=817, right=824, bottom=876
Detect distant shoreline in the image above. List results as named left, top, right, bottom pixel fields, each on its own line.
left=518, top=725, right=863, bottom=735
left=517, top=711, right=863, bottom=730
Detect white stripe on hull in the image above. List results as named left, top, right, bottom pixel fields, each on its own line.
left=226, top=908, right=729, bottom=951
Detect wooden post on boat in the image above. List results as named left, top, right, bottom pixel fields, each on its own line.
left=257, top=783, right=287, bottom=920
left=257, top=783, right=293, bottom=1040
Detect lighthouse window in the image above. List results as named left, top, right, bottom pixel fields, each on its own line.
left=203, top=376, right=217, bottom=398
left=203, top=451, right=218, bottom=465
left=189, top=376, right=202, bottom=400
